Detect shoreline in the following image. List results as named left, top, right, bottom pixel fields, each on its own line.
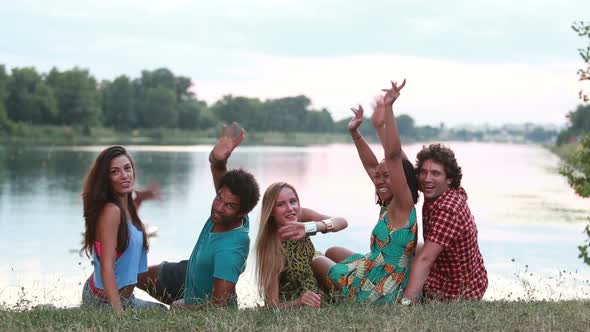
left=0, top=125, right=555, bottom=147
left=0, top=126, right=352, bottom=146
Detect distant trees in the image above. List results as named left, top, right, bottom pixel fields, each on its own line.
left=209, top=94, right=337, bottom=133
left=0, top=66, right=344, bottom=134
left=0, top=64, right=430, bottom=140
left=0, top=65, right=11, bottom=131
left=0, top=66, right=206, bottom=133
left=212, top=95, right=264, bottom=130
left=5, top=67, right=58, bottom=125
left=47, top=67, right=101, bottom=127
left=102, top=75, right=136, bottom=129
left=525, top=126, right=557, bottom=143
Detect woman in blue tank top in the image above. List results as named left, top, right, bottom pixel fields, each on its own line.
left=80, top=146, right=162, bottom=311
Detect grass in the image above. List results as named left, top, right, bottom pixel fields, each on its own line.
left=0, top=301, right=589, bottom=331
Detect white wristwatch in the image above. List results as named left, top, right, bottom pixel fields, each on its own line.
left=304, top=222, right=318, bottom=236
left=400, top=297, right=412, bottom=306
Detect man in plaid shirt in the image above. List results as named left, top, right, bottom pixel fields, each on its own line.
left=400, top=144, right=487, bottom=304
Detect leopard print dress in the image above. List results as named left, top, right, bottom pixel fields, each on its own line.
left=278, top=237, right=320, bottom=301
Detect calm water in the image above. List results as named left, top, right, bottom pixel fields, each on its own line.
left=1, top=142, right=589, bottom=307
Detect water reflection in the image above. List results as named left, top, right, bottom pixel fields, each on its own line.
left=0, top=142, right=589, bottom=307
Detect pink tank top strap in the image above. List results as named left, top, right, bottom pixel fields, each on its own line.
left=94, top=241, right=123, bottom=260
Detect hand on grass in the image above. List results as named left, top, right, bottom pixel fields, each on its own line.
left=296, top=291, right=322, bottom=308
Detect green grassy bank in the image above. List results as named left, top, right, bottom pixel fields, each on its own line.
left=547, top=142, right=579, bottom=162
left=1, top=301, right=589, bottom=331
left=0, top=125, right=353, bottom=146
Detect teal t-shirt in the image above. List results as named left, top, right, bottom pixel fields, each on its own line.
left=183, top=215, right=250, bottom=304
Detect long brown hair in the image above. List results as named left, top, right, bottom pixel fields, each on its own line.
left=254, top=182, right=299, bottom=302
left=81, top=146, right=148, bottom=257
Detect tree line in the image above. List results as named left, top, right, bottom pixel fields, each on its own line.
left=0, top=64, right=557, bottom=144
left=0, top=65, right=437, bottom=139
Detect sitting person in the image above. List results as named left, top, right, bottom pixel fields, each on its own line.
left=254, top=182, right=348, bottom=308
left=136, top=123, right=261, bottom=307
left=80, top=146, right=163, bottom=311
left=313, top=79, right=419, bottom=303
left=400, top=144, right=488, bottom=304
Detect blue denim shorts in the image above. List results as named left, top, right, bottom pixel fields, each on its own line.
left=81, top=279, right=165, bottom=310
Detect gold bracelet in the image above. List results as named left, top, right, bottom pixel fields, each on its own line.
left=321, top=219, right=334, bottom=232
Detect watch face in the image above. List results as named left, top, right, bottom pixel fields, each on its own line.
left=304, top=222, right=317, bottom=235
left=401, top=298, right=411, bottom=306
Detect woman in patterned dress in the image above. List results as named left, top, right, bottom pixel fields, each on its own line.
left=254, top=182, right=348, bottom=308
left=312, top=79, right=420, bottom=303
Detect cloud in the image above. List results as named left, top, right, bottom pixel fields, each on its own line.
left=3, top=0, right=588, bottom=60
left=1, top=0, right=588, bottom=125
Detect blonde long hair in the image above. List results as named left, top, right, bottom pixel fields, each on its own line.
left=254, top=182, right=299, bottom=302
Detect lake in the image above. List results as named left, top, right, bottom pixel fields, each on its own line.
left=0, top=142, right=589, bottom=308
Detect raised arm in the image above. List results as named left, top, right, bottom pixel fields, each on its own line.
left=378, top=80, right=405, bottom=160
left=209, top=122, right=245, bottom=191
left=372, top=79, right=414, bottom=211
left=348, top=105, right=380, bottom=180
left=277, top=208, right=348, bottom=241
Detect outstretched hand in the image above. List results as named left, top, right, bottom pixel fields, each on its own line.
left=278, top=223, right=306, bottom=241
left=211, top=122, right=245, bottom=162
left=348, top=105, right=364, bottom=132
left=371, top=95, right=386, bottom=129
left=140, top=183, right=161, bottom=201
left=133, top=182, right=161, bottom=209
left=381, top=78, right=406, bottom=106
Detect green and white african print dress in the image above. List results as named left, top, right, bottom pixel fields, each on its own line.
left=328, top=208, right=417, bottom=303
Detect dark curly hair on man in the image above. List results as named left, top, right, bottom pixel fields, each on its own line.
left=415, top=144, right=463, bottom=189
left=219, top=168, right=260, bottom=214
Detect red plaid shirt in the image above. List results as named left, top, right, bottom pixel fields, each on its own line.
left=422, top=187, right=488, bottom=301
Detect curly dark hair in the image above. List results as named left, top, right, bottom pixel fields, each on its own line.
left=415, top=144, right=463, bottom=189
left=219, top=168, right=260, bottom=214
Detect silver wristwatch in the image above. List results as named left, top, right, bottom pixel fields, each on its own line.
left=400, top=297, right=412, bottom=306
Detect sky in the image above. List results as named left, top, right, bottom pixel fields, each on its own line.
left=1, top=0, right=589, bottom=126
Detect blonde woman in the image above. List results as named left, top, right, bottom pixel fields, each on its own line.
left=254, top=182, right=347, bottom=308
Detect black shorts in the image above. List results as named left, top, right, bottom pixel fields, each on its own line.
left=157, top=260, right=188, bottom=302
